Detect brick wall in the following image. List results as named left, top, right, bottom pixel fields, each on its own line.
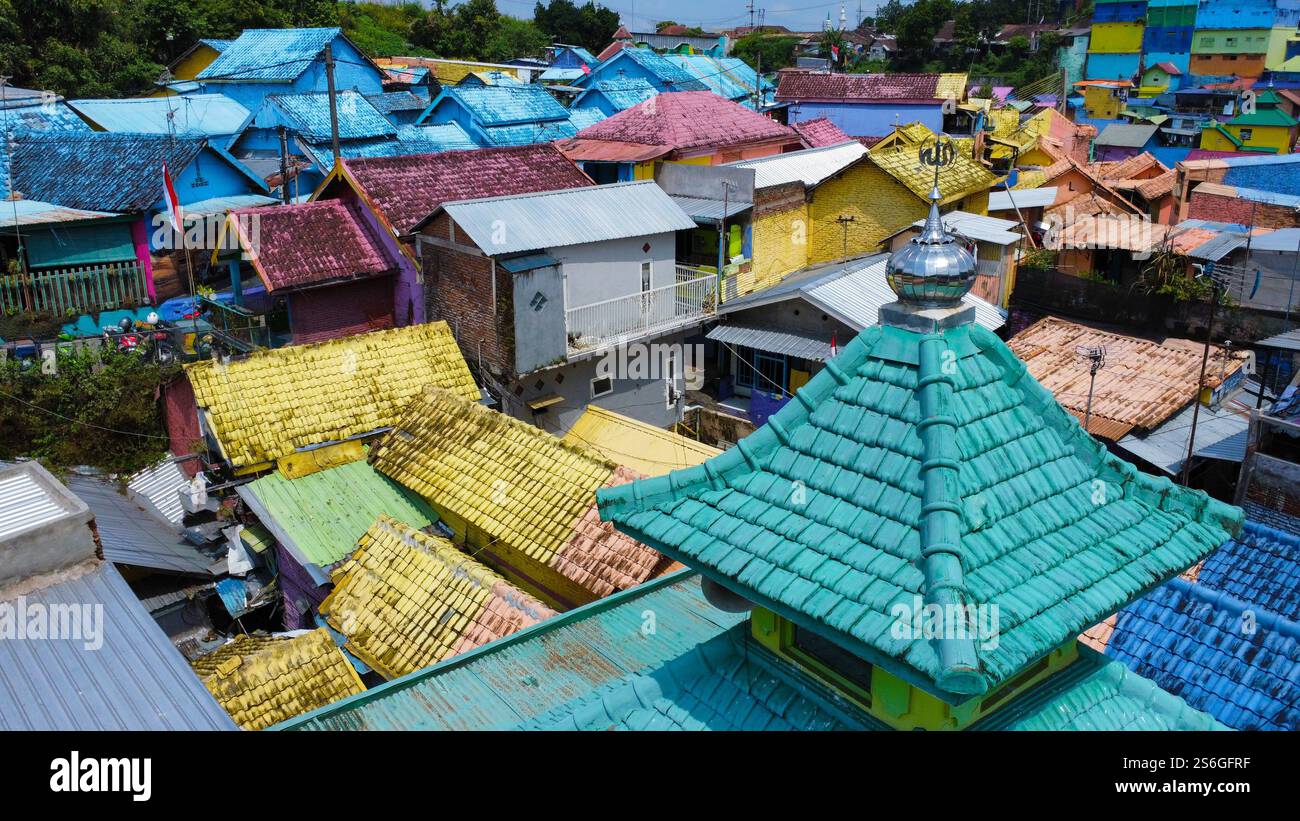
left=288, top=276, right=396, bottom=345
left=162, top=374, right=202, bottom=476
left=750, top=181, right=809, bottom=290
left=809, top=163, right=925, bottom=264
left=419, top=212, right=517, bottom=377
left=1187, top=190, right=1300, bottom=229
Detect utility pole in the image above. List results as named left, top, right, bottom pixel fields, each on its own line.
left=754, top=49, right=762, bottom=111
left=837, top=214, right=857, bottom=263
left=277, top=126, right=291, bottom=205
left=1075, top=344, right=1107, bottom=434
left=747, top=0, right=755, bottom=31
left=1181, top=264, right=1221, bottom=487
left=324, top=43, right=342, bottom=168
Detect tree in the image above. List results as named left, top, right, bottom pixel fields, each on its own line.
left=533, top=0, right=619, bottom=53
left=732, top=33, right=798, bottom=72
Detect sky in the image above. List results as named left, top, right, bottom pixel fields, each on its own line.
left=491, top=0, right=879, bottom=35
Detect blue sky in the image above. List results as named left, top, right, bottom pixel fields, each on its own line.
left=492, top=0, right=878, bottom=35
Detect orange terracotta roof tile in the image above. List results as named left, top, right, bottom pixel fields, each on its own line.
left=552, top=466, right=664, bottom=598
left=1008, top=317, right=1251, bottom=434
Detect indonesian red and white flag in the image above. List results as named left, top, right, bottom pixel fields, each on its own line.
left=162, top=162, right=183, bottom=232
left=830, top=45, right=840, bottom=63
left=830, top=331, right=838, bottom=358
left=580, top=62, right=591, bottom=75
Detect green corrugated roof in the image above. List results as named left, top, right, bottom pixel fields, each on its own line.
left=598, top=319, right=1243, bottom=701
left=238, top=458, right=436, bottom=571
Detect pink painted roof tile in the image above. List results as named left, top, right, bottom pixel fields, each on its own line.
left=232, top=200, right=392, bottom=292
left=339, top=143, right=593, bottom=234
left=566, top=91, right=797, bottom=155
left=792, top=117, right=854, bottom=148
left=776, top=72, right=943, bottom=103
left=551, top=466, right=664, bottom=598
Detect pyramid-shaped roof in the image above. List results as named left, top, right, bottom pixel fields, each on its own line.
left=598, top=315, right=1242, bottom=699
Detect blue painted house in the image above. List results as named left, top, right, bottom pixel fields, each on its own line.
left=417, top=83, right=604, bottom=147
left=539, top=44, right=599, bottom=84
left=194, top=28, right=384, bottom=114
left=574, top=47, right=710, bottom=96
left=571, top=77, right=660, bottom=117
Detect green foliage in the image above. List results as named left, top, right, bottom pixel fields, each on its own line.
left=0, top=346, right=179, bottom=475
left=732, top=34, right=799, bottom=72
left=532, top=0, right=619, bottom=54
left=1140, top=249, right=1221, bottom=303
left=411, top=0, right=549, bottom=61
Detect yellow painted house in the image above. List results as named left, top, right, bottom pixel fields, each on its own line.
left=1079, top=82, right=1131, bottom=120
left=150, top=38, right=231, bottom=96
left=1199, top=92, right=1299, bottom=154
left=1088, top=22, right=1144, bottom=54
left=1267, top=26, right=1300, bottom=72
left=729, top=125, right=999, bottom=300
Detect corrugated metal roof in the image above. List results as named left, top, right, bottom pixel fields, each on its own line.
left=905, top=210, right=1021, bottom=245
left=0, top=561, right=236, bottom=730
left=1240, top=227, right=1300, bottom=252
left=0, top=469, right=67, bottom=541
left=0, top=199, right=120, bottom=229
left=1095, top=123, right=1159, bottom=148
left=439, top=181, right=696, bottom=255
left=69, top=95, right=252, bottom=139
left=707, top=323, right=834, bottom=361
left=726, top=140, right=866, bottom=189
left=1256, top=328, right=1300, bottom=351
left=126, top=459, right=190, bottom=525
left=237, top=458, right=437, bottom=578
left=277, top=571, right=748, bottom=730
left=669, top=194, right=752, bottom=222
left=988, top=187, right=1058, bottom=210
left=1116, top=399, right=1251, bottom=474
left=179, top=193, right=279, bottom=219
left=65, top=476, right=212, bottom=576
left=723, top=254, right=1003, bottom=332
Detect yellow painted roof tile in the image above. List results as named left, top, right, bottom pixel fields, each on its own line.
left=935, top=73, right=968, bottom=102
left=191, top=629, right=365, bottom=730
left=319, top=515, right=556, bottom=679
left=562, top=406, right=719, bottom=477
left=869, top=143, right=999, bottom=205
left=185, top=323, right=478, bottom=469
left=369, top=386, right=619, bottom=568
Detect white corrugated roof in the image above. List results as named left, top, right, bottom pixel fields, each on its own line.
left=905, top=211, right=1022, bottom=245
left=725, top=140, right=866, bottom=189
left=0, top=471, right=64, bottom=541
left=438, top=181, right=696, bottom=255
left=988, top=186, right=1058, bottom=210
left=0, top=199, right=120, bottom=229
left=805, top=256, right=1006, bottom=332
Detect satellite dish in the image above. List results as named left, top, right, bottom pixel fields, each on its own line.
left=701, top=577, right=753, bottom=613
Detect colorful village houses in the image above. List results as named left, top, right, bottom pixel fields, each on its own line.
left=557, top=91, right=802, bottom=183
left=189, top=27, right=384, bottom=113
left=1199, top=90, right=1299, bottom=155
left=414, top=181, right=702, bottom=432
left=314, top=142, right=597, bottom=327
left=281, top=186, right=1240, bottom=731
left=1174, top=153, right=1300, bottom=224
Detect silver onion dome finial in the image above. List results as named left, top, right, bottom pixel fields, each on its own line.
left=885, top=135, right=978, bottom=307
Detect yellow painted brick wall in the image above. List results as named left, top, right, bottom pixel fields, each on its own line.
left=808, top=164, right=926, bottom=264
left=751, top=201, right=810, bottom=288
left=960, top=188, right=990, bottom=216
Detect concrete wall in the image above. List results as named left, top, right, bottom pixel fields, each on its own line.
left=555, top=232, right=678, bottom=306
left=512, top=263, right=567, bottom=373
left=0, top=462, right=98, bottom=586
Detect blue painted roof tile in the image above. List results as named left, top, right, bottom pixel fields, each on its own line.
left=198, top=27, right=341, bottom=82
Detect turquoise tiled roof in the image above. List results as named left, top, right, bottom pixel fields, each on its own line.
left=598, top=320, right=1243, bottom=699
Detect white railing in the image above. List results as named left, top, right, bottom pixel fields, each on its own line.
left=566, top=268, right=716, bottom=355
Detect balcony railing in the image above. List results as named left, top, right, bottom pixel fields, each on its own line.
left=565, top=267, right=716, bottom=355
left=0, top=261, right=149, bottom=316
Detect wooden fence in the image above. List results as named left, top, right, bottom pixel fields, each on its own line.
left=0, top=262, right=150, bottom=316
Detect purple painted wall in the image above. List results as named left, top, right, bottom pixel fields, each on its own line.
left=276, top=544, right=329, bottom=630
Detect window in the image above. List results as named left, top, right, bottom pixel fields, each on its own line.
left=1239, top=128, right=1253, bottom=141
left=640, top=261, right=652, bottom=292
left=791, top=624, right=874, bottom=700
left=590, top=375, right=613, bottom=398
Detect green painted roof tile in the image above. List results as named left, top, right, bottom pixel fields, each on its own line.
left=598, top=317, right=1242, bottom=700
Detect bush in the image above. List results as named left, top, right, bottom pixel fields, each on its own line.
left=0, top=345, right=179, bottom=475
